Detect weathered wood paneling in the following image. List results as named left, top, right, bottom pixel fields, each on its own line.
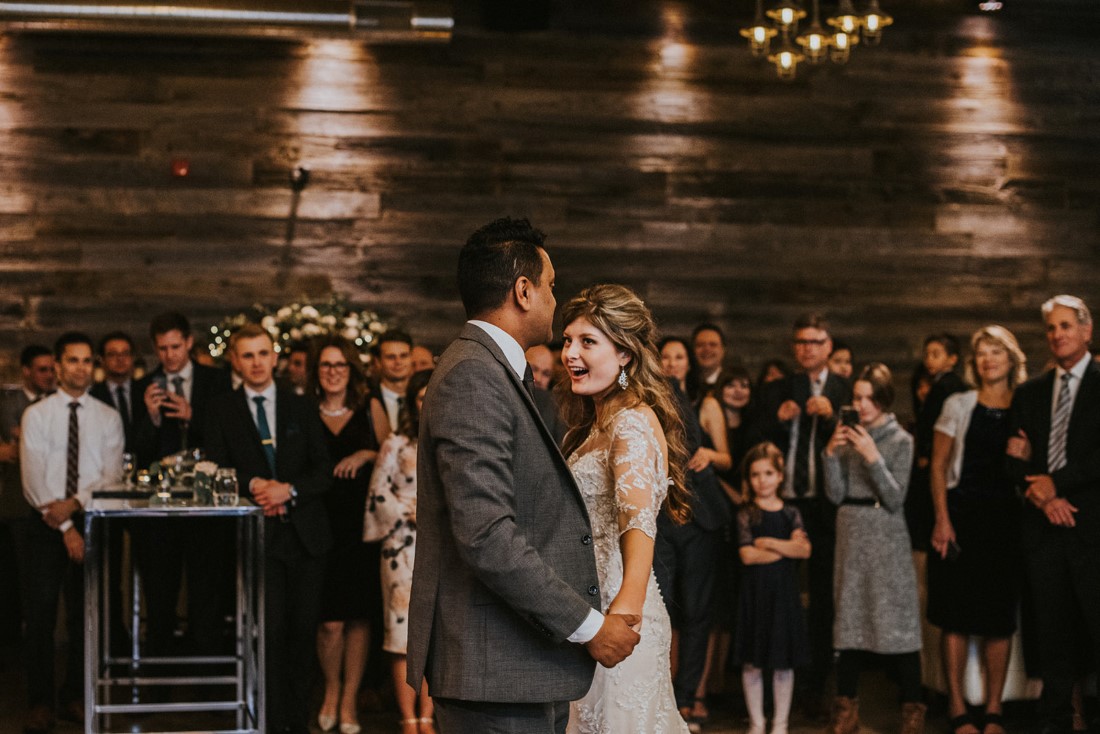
left=0, top=1, right=1098, bottom=392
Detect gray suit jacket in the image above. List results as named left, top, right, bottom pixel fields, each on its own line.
left=407, top=323, right=600, bottom=703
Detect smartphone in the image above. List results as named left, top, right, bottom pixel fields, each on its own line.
left=945, top=540, right=961, bottom=562
left=839, top=406, right=859, bottom=428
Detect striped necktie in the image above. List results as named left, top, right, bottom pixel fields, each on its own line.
left=66, top=401, right=81, bottom=497
left=1047, top=372, right=1072, bottom=472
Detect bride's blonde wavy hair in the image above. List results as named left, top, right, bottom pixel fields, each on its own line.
left=556, top=284, right=691, bottom=524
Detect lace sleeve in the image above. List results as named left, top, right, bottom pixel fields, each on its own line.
left=736, top=508, right=754, bottom=547
left=610, top=408, right=668, bottom=539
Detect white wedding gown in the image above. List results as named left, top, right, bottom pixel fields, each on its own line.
left=566, top=407, right=689, bottom=734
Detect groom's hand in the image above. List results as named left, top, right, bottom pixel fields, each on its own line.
left=584, top=613, right=641, bottom=667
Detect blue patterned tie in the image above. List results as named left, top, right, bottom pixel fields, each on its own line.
left=1047, top=373, right=1072, bottom=472
left=253, top=396, right=277, bottom=479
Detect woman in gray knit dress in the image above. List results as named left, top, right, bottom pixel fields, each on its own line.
left=823, top=363, right=923, bottom=734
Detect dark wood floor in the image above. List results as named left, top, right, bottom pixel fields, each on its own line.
left=0, top=638, right=1048, bottom=734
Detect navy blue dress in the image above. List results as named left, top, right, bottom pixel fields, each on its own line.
left=732, top=504, right=811, bottom=669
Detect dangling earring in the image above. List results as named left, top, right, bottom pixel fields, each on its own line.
left=618, top=365, right=629, bottom=390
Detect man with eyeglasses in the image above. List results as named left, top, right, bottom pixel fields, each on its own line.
left=755, top=312, right=852, bottom=719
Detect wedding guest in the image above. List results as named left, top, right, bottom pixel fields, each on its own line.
left=657, top=336, right=732, bottom=727
left=410, top=345, right=435, bottom=373
left=309, top=336, right=381, bottom=734
left=692, top=323, right=727, bottom=395
left=282, top=340, right=310, bottom=396
left=131, top=311, right=232, bottom=656
left=928, top=326, right=1027, bottom=734
left=823, top=363, right=922, bottom=734
left=754, top=313, right=851, bottom=717
left=205, top=323, right=333, bottom=734
left=1007, top=295, right=1100, bottom=734
left=525, top=344, right=556, bottom=390
left=907, top=333, right=966, bottom=553
left=0, top=345, right=54, bottom=643
left=735, top=442, right=811, bottom=734
left=828, top=341, right=854, bottom=380
left=757, top=359, right=791, bottom=387
left=365, top=369, right=436, bottom=734
left=89, top=330, right=140, bottom=654
left=372, top=330, right=414, bottom=435
left=20, top=332, right=124, bottom=733
left=91, top=332, right=138, bottom=451
left=716, top=367, right=757, bottom=493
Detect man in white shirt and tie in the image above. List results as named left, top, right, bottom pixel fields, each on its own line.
left=373, top=330, right=413, bottom=434
left=754, top=312, right=852, bottom=718
left=20, top=332, right=124, bottom=733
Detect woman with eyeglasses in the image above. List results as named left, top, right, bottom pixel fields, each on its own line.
left=308, top=335, right=381, bottom=734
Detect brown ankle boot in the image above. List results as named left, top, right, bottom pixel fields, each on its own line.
left=900, top=702, right=928, bottom=734
left=825, top=696, right=860, bottom=734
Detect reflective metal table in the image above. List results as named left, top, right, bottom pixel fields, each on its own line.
left=84, top=497, right=265, bottom=734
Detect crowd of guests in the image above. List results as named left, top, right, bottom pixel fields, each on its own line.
left=0, top=291, right=1098, bottom=734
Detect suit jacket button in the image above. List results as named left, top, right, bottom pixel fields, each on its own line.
left=581, top=534, right=592, bottom=545
left=588, top=585, right=598, bottom=596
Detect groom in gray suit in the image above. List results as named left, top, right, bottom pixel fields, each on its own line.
left=408, top=218, right=642, bottom=733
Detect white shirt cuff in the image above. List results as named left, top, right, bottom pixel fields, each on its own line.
left=58, top=519, right=73, bottom=533
left=567, top=608, right=605, bottom=644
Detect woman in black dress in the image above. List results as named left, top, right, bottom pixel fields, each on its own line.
left=309, top=336, right=381, bottom=734
left=928, top=326, right=1027, bottom=734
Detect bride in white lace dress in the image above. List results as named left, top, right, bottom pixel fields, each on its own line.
left=557, top=284, right=692, bottom=734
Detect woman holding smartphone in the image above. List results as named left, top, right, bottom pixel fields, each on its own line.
left=927, top=326, right=1027, bottom=734
left=823, top=363, right=922, bottom=734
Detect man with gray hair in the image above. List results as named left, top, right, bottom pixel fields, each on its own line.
left=1007, top=294, right=1100, bottom=734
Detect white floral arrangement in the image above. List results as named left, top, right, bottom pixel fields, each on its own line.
left=207, top=294, right=388, bottom=362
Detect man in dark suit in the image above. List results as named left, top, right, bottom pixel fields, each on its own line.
left=89, top=331, right=141, bottom=654
left=753, top=312, right=851, bottom=716
left=1007, top=295, right=1100, bottom=734
left=0, top=346, right=54, bottom=647
left=90, top=331, right=140, bottom=452
left=408, top=217, right=640, bottom=734
left=205, top=323, right=333, bottom=734
left=131, top=312, right=232, bottom=656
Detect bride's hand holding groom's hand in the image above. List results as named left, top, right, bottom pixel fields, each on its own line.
left=584, top=613, right=642, bottom=668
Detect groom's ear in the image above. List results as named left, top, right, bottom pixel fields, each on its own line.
left=513, top=276, right=533, bottom=312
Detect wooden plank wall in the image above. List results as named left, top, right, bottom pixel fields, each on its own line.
left=0, top=0, right=1097, bottom=394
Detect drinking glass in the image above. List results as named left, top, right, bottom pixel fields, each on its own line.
left=122, top=452, right=136, bottom=488
left=213, top=469, right=239, bottom=507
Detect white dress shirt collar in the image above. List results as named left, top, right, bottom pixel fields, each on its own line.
left=1056, top=352, right=1091, bottom=383
left=468, top=320, right=529, bottom=380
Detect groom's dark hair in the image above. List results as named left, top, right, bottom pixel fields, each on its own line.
left=458, top=217, right=548, bottom=318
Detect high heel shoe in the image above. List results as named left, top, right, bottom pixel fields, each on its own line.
left=339, top=722, right=361, bottom=734
left=317, top=712, right=336, bottom=732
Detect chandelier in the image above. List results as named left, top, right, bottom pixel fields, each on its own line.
left=740, top=0, right=893, bottom=79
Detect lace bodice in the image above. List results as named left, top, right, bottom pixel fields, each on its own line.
left=566, top=406, right=688, bottom=734
left=567, top=407, right=668, bottom=609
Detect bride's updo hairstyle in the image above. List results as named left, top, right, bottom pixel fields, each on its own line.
left=557, top=284, right=691, bottom=524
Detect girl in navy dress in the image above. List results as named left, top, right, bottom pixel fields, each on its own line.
left=733, top=442, right=812, bottom=734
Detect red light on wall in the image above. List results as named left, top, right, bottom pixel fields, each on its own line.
left=170, top=158, right=190, bottom=177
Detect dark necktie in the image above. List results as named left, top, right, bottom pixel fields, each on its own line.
left=1048, top=373, right=1072, bottom=472
left=171, top=375, right=189, bottom=450
left=522, top=365, right=535, bottom=399
left=253, top=396, right=277, bottom=478
left=115, top=384, right=131, bottom=435
left=66, top=401, right=81, bottom=498
left=171, top=375, right=185, bottom=397
left=792, top=379, right=821, bottom=497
